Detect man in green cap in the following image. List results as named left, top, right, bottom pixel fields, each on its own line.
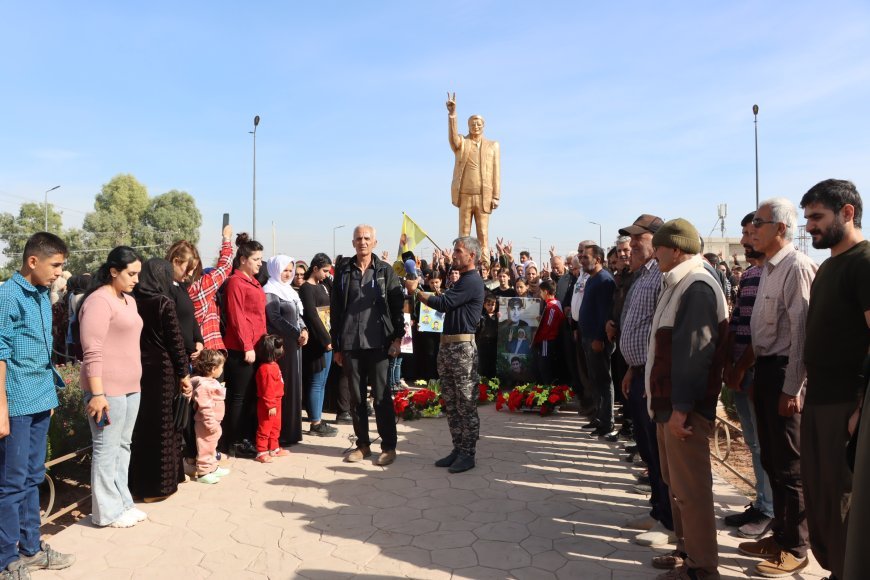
left=645, top=218, right=729, bottom=579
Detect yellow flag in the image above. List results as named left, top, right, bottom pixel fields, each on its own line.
left=401, top=213, right=428, bottom=252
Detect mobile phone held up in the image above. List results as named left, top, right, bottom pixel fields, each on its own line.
left=95, top=412, right=111, bottom=429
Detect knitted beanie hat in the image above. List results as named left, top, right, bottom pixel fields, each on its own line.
left=652, top=218, right=701, bottom=254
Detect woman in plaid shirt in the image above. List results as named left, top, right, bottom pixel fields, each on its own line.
left=188, top=224, right=234, bottom=352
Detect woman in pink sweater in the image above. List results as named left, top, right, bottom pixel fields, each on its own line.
left=78, top=246, right=145, bottom=528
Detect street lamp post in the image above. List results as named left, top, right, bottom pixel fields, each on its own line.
left=532, top=236, right=542, bottom=266
left=333, top=224, right=346, bottom=259
left=44, top=185, right=60, bottom=231
left=589, top=221, right=602, bottom=249
left=250, top=115, right=260, bottom=239
left=753, top=104, right=759, bottom=208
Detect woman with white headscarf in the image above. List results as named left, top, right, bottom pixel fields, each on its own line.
left=263, top=255, right=308, bottom=446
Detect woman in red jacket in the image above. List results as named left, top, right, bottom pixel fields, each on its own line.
left=220, top=233, right=265, bottom=457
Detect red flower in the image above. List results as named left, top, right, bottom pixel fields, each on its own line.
left=548, top=394, right=560, bottom=404
left=496, top=392, right=506, bottom=411
left=478, top=384, right=488, bottom=402
left=525, top=393, right=536, bottom=407
left=507, top=390, right=523, bottom=411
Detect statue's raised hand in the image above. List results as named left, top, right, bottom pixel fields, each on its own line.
left=446, top=92, right=456, bottom=115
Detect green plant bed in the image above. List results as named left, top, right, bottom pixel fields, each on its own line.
left=47, top=364, right=91, bottom=461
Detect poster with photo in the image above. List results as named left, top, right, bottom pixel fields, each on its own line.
left=496, top=296, right=543, bottom=386
left=400, top=313, right=414, bottom=353
left=316, top=306, right=331, bottom=333
left=418, top=303, right=445, bottom=333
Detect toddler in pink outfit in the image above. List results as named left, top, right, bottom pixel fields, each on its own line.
left=191, top=350, right=231, bottom=484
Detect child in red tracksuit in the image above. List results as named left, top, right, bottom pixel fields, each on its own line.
left=191, top=349, right=231, bottom=484
left=255, top=334, right=287, bottom=463
left=533, top=279, right=565, bottom=385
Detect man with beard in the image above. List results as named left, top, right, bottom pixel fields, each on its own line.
left=407, top=236, right=485, bottom=473
left=606, top=235, right=635, bottom=441
left=721, top=212, right=774, bottom=538
left=741, top=198, right=818, bottom=578
left=800, top=179, right=870, bottom=580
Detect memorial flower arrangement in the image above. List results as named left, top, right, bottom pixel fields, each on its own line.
left=496, top=383, right=574, bottom=416
left=394, top=381, right=444, bottom=420
left=477, top=377, right=500, bottom=404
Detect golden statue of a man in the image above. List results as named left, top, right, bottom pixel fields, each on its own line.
left=447, top=92, right=500, bottom=257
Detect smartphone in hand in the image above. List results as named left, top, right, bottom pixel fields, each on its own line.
left=95, top=412, right=111, bottom=429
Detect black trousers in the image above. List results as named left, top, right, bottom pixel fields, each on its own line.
left=754, top=356, right=808, bottom=557
left=627, top=368, right=673, bottom=530
left=343, top=348, right=397, bottom=451
left=802, top=401, right=854, bottom=579
left=220, top=349, right=257, bottom=449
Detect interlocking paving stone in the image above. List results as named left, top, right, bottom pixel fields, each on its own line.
left=40, top=408, right=828, bottom=579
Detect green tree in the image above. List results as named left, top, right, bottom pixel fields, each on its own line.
left=0, top=174, right=203, bottom=277
left=139, top=189, right=202, bottom=257
left=0, top=202, right=64, bottom=279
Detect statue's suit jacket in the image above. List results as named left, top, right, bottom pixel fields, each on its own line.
left=449, top=115, right=500, bottom=213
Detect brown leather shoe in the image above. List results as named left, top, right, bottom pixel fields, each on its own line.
left=376, top=450, right=396, bottom=466
left=344, top=445, right=371, bottom=463
left=754, top=551, right=808, bottom=578
left=737, top=535, right=780, bottom=558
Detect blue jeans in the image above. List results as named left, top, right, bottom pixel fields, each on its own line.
left=388, top=355, right=403, bottom=387
left=307, top=351, right=332, bottom=423
left=732, top=370, right=774, bottom=516
left=0, top=410, right=51, bottom=570
left=87, top=392, right=140, bottom=526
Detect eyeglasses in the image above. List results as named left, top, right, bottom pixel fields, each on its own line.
left=751, top=218, right=778, bottom=228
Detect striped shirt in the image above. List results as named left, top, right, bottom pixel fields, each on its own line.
left=619, top=259, right=662, bottom=368
left=728, top=265, right=761, bottom=361
left=749, top=243, right=818, bottom=396
left=0, top=272, right=60, bottom=416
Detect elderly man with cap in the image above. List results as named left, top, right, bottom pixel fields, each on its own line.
left=615, top=215, right=678, bottom=551
left=645, top=218, right=729, bottom=579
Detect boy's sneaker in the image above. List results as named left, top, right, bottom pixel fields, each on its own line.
left=270, top=448, right=291, bottom=458
left=255, top=453, right=272, bottom=463
left=1, top=559, right=31, bottom=579
left=198, top=472, right=221, bottom=484
left=125, top=507, right=147, bottom=522
left=18, top=542, right=75, bottom=571
left=309, top=422, right=338, bottom=437
left=213, top=467, right=231, bottom=478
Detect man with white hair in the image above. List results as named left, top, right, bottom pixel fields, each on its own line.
left=740, top=198, right=818, bottom=578
left=331, top=225, right=405, bottom=466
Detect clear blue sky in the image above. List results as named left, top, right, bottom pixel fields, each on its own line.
left=2, top=1, right=869, bottom=266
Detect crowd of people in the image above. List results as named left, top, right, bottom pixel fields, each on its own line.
left=0, top=178, right=868, bottom=579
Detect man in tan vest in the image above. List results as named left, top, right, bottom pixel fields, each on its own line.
left=447, top=93, right=500, bottom=256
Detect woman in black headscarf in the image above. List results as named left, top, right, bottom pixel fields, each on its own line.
left=128, top=259, right=192, bottom=502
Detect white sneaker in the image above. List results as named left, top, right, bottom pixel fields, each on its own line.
left=633, top=521, right=676, bottom=546
left=106, top=510, right=139, bottom=528
left=125, top=507, right=148, bottom=522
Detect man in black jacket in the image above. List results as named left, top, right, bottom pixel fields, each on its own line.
left=330, top=225, right=405, bottom=466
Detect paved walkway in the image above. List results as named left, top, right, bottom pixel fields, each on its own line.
left=41, top=408, right=825, bottom=579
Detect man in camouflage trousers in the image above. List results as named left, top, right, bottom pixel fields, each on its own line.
left=407, top=236, right=485, bottom=473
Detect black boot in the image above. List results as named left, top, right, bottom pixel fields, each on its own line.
left=435, top=449, right=460, bottom=468
left=447, top=453, right=475, bottom=473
